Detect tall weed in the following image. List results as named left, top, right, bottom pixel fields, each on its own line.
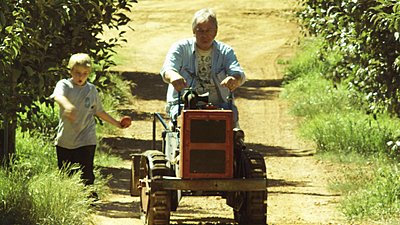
left=0, top=132, right=96, bottom=225
left=0, top=168, right=34, bottom=225
left=283, top=38, right=332, bottom=82
left=29, top=170, right=93, bottom=225
left=281, top=38, right=364, bottom=118
left=0, top=163, right=94, bottom=225
left=15, top=130, right=57, bottom=175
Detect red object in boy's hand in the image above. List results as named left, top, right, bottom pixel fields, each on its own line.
left=120, top=116, right=132, bottom=128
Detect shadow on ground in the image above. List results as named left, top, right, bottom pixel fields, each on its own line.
left=93, top=166, right=139, bottom=219
left=171, top=219, right=235, bottom=225
left=100, top=137, right=162, bottom=161
left=99, top=167, right=131, bottom=196
left=93, top=199, right=139, bottom=219
left=235, top=78, right=283, bottom=100
left=119, top=71, right=282, bottom=101
left=120, top=71, right=167, bottom=101
left=100, top=135, right=314, bottom=162
left=247, top=142, right=315, bottom=157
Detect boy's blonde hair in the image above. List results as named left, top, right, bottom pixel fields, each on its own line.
left=68, top=53, right=92, bottom=70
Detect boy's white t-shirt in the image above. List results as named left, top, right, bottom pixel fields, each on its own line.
left=51, top=78, right=104, bottom=149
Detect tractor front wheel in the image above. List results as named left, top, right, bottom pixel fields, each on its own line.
left=139, top=150, right=171, bottom=225
left=234, top=149, right=267, bottom=225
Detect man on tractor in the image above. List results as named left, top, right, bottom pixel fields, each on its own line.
left=160, top=8, right=246, bottom=128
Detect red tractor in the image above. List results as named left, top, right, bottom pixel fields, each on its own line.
left=130, top=89, right=267, bottom=224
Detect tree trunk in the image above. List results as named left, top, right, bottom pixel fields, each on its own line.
left=0, top=118, right=16, bottom=167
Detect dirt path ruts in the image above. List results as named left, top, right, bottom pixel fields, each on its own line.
left=92, top=0, right=346, bottom=224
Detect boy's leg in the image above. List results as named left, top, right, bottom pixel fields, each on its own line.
left=56, top=145, right=74, bottom=175
left=75, top=145, right=96, bottom=186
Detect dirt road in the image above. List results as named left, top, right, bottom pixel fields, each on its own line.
left=92, top=0, right=346, bottom=224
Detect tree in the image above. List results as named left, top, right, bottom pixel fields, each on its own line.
left=0, top=0, right=136, bottom=165
left=299, top=0, right=400, bottom=116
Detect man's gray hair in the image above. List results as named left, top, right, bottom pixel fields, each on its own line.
left=191, top=8, right=218, bottom=31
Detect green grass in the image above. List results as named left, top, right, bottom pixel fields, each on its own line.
left=327, top=162, right=400, bottom=224
left=28, top=170, right=94, bottom=225
left=0, top=168, right=34, bottom=225
left=0, top=163, right=94, bottom=225
left=299, top=112, right=399, bottom=160
left=282, top=73, right=355, bottom=118
left=282, top=37, right=400, bottom=223
left=341, top=164, right=400, bottom=223
left=0, top=131, right=97, bottom=225
left=282, top=38, right=334, bottom=82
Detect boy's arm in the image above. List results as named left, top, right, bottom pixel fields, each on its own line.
left=54, top=95, right=77, bottom=122
left=96, top=111, right=123, bottom=128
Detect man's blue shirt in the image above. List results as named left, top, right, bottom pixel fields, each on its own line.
left=160, top=37, right=245, bottom=104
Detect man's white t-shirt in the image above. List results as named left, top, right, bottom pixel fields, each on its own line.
left=195, top=47, right=219, bottom=104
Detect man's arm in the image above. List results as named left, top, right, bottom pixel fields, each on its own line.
left=222, top=45, right=246, bottom=90
left=220, top=75, right=242, bottom=92
left=163, top=70, right=187, bottom=92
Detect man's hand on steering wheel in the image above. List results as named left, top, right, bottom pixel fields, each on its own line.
left=165, top=70, right=187, bottom=92
left=221, top=75, right=241, bottom=91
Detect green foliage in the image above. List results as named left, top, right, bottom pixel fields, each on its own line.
left=341, top=164, right=400, bottom=223
left=282, top=38, right=365, bottom=117
left=283, top=37, right=400, bottom=222
left=300, top=112, right=400, bottom=160
left=0, top=0, right=136, bottom=128
left=18, top=100, right=59, bottom=139
left=283, top=38, right=334, bottom=82
left=299, top=0, right=400, bottom=116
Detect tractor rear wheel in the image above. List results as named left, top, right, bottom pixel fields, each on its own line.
left=234, top=149, right=267, bottom=225
left=139, top=150, right=171, bottom=225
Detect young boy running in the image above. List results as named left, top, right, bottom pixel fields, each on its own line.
left=51, top=53, right=130, bottom=193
